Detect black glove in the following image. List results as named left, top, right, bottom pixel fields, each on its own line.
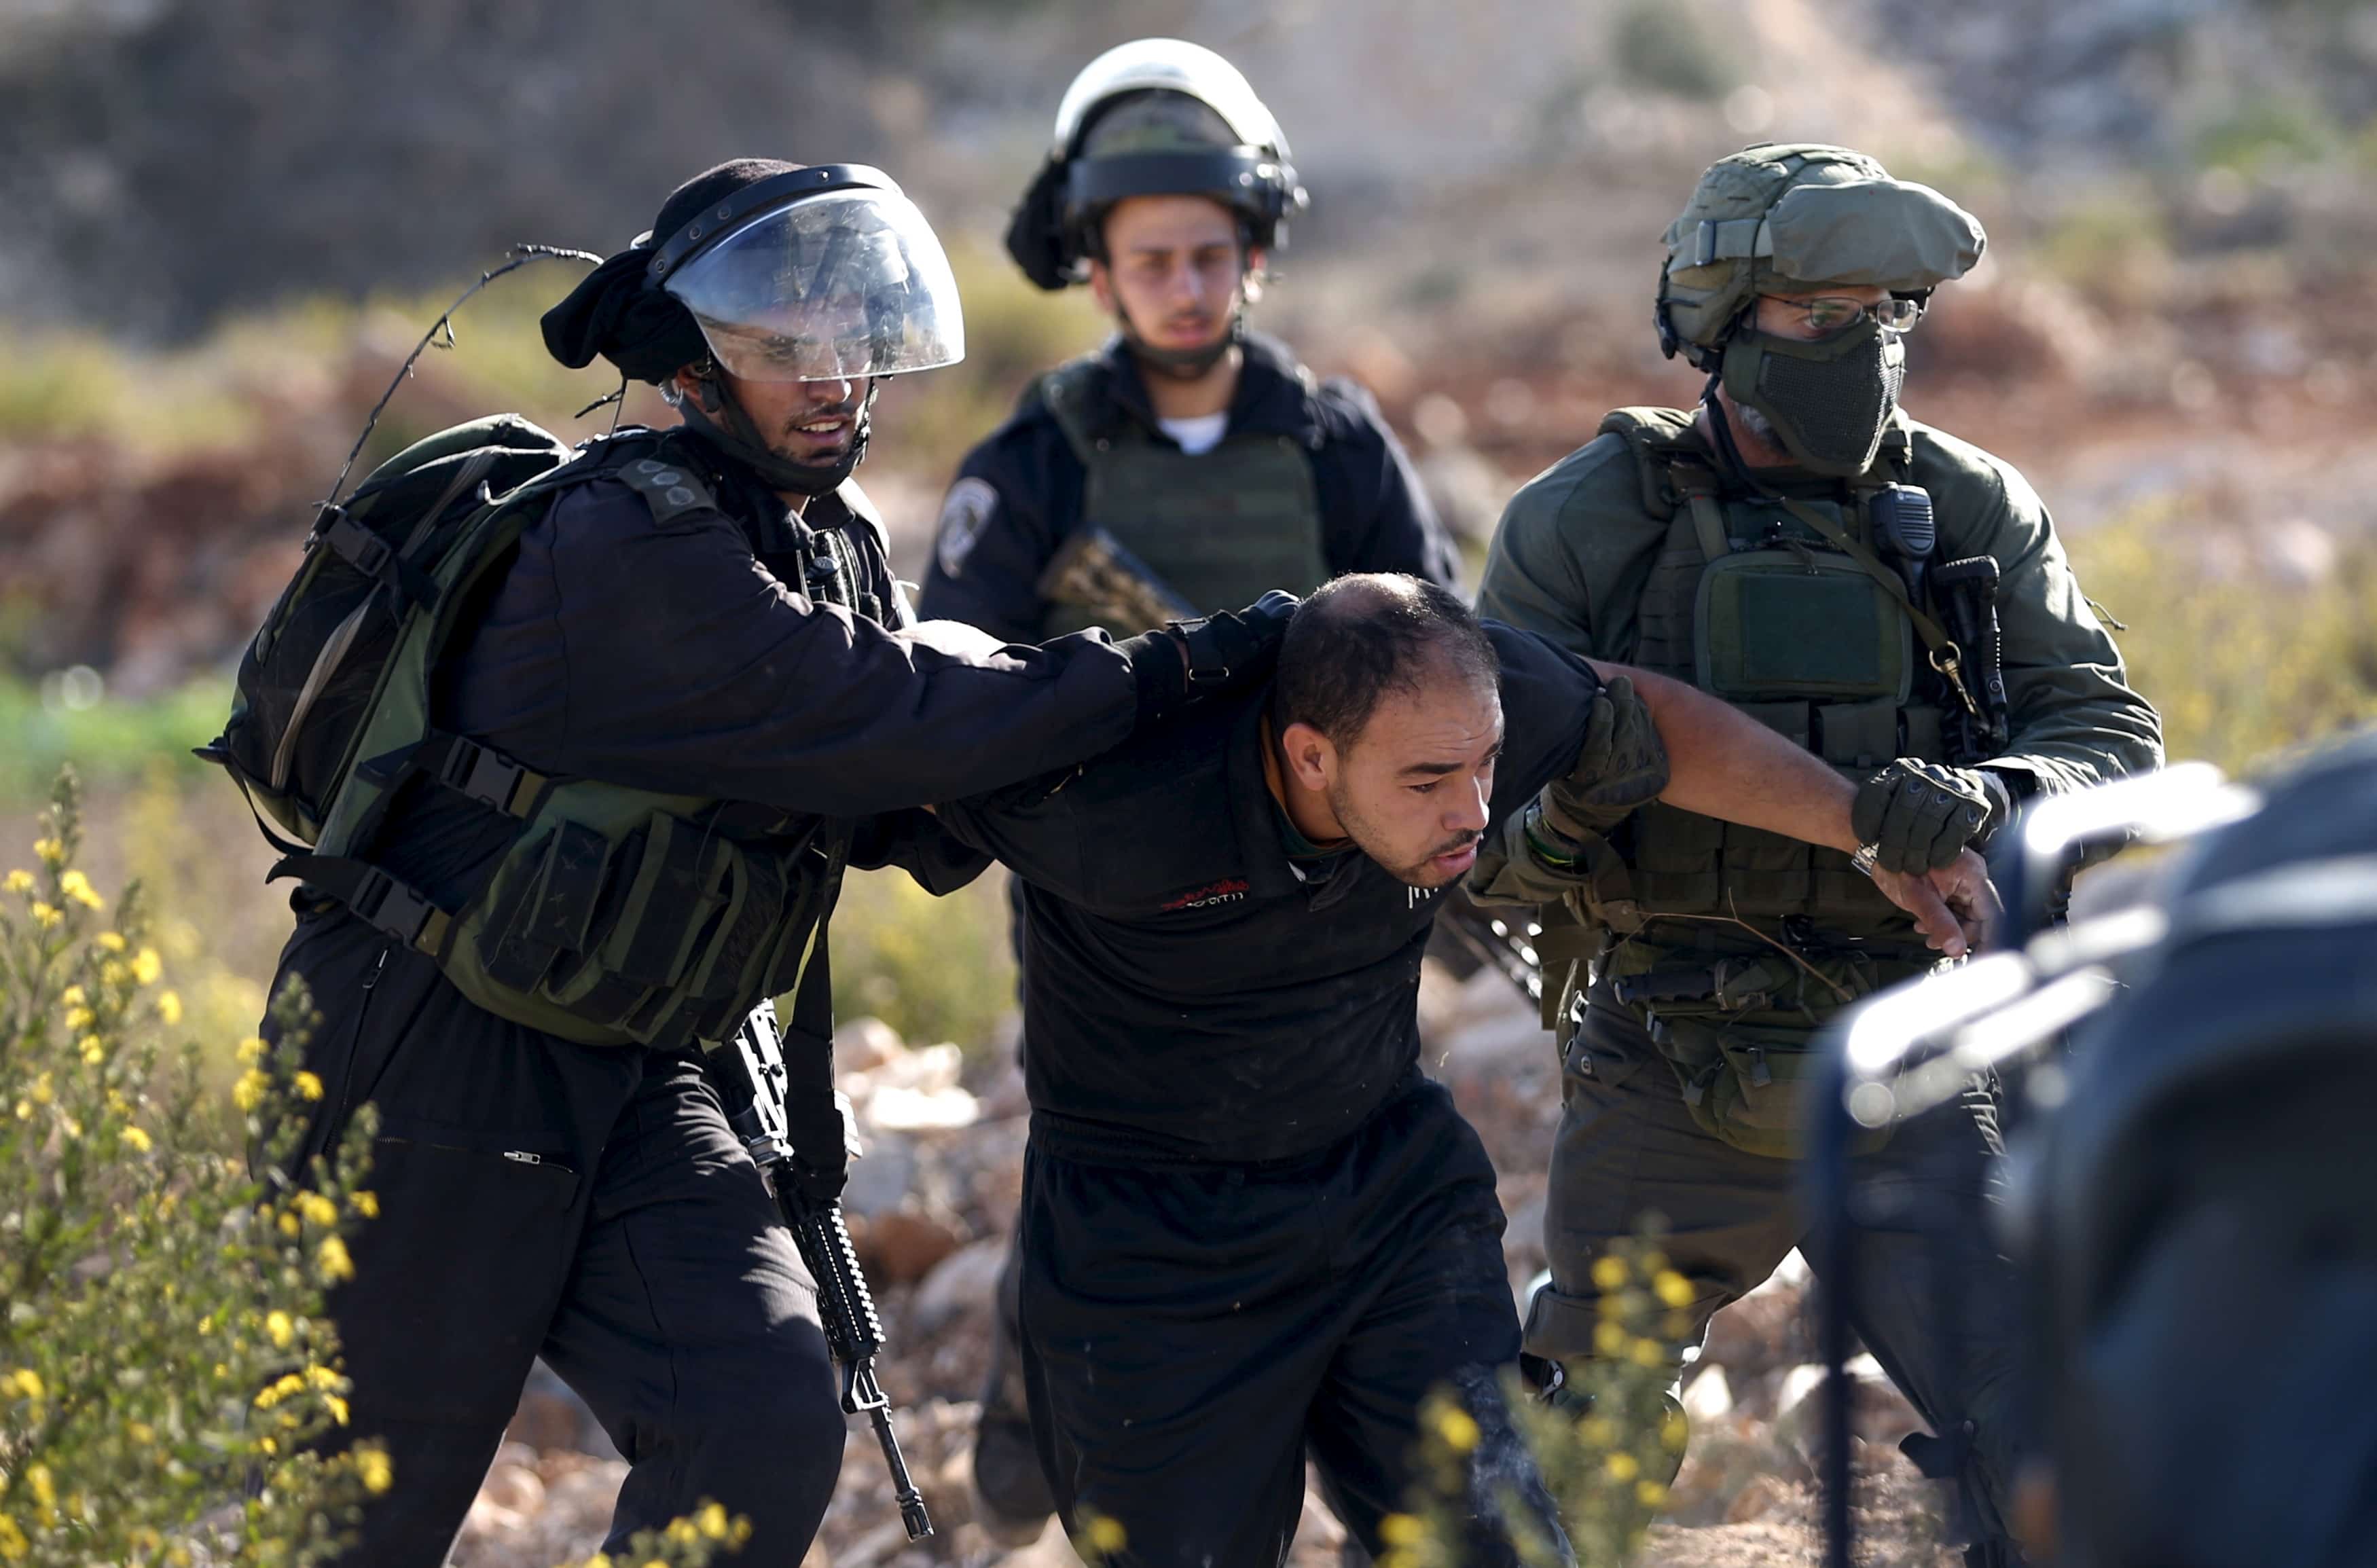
left=780, top=1088, right=858, bottom=1209
left=1852, top=759, right=2012, bottom=873
left=1538, top=678, right=1669, bottom=844
left=1119, top=589, right=1299, bottom=727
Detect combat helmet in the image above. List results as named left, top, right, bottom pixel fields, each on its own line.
left=1006, top=38, right=1306, bottom=291
left=1655, top=142, right=1986, bottom=370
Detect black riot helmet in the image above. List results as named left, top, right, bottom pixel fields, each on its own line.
left=544, top=160, right=964, bottom=493
left=1006, top=39, right=1307, bottom=292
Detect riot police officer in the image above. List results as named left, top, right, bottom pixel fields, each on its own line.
left=251, top=158, right=1284, bottom=1564
left=918, top=41, right=1458, bottom=1538
left=1472, top=144, right=2163, bottom=1565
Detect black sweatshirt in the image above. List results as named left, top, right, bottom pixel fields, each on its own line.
left=937, top=623, right=1601, bottom=1166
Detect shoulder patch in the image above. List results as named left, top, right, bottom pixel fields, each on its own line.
left=617, top=455, right=715, bottom=524
left=935, top=476, right=1001, bottom=578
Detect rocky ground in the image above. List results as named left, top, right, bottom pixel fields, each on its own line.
left=448, top=967, right=1958, bottom=1568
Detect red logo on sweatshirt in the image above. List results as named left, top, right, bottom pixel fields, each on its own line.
left=1161, top=877, right=1250, bottom=912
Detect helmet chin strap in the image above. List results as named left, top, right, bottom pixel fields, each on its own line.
left=1117, top=300, right=1244, bottom=382
left=681, top=368, right=877, bottom=496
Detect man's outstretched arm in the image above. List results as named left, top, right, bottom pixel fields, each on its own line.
left=1482, top=661, right=1993, bottom=954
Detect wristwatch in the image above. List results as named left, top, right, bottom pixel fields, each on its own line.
left=1851, top=843, right=1881, bottom=880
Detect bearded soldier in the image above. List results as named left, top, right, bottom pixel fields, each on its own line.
left=918, top=40, right=1457, bottom=1539
left=1472, top=144, right=2162, bottom=1566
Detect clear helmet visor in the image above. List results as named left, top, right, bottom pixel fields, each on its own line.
left=664, top=188, right=965, bottom=383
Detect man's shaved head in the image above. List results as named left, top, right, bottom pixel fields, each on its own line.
left=1275, top=574, right=1498, bottom=751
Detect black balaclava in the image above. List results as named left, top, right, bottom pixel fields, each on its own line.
left=541, top=158, right=876, bottom=496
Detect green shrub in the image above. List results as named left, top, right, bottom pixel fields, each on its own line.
left=0, top=772, right=380, bottom=1565
left=829, top=863, right=1017, bottom=1054
left=2066, top=509, right=2377, bottom=774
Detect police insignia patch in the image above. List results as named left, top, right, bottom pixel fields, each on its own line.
left=935, top=477, right=999, bottom=577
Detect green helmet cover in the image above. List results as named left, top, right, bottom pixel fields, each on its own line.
left=1659, top=143, right=1987, bottom=357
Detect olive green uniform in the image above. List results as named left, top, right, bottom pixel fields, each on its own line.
left=1477, top=408, right=2160, bottom=1548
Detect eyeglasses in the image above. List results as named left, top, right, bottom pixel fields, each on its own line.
left=1763, top=295, right=1925, bottom=335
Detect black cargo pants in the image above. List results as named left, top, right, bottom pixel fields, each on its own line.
left=1017, top=1079, right=1569, bottom=1568
left=1527, top=997, right=2022, bottom=1550
left=262, top=907, right=844, bottom=1565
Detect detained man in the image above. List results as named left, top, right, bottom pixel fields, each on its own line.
left=929, top=574, right=1986, bottom=1567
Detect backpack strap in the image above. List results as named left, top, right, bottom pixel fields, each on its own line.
left=1598, top=407, right=1731, bottom=560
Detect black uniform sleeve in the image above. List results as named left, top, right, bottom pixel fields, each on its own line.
left=1311, top=378, right=1462, bottom=590
left=450, top=477, right=1137, bottom=816
left=1481, top=621, right=1604, bottom=828
left=847, top=808, right=993, bottom=894
left=916, top=418, right=1076, bottom=643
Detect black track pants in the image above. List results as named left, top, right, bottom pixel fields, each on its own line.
left=1017, top=1080, right=1569, bottom=1568
left=262, top=907, right=845, bottom=1566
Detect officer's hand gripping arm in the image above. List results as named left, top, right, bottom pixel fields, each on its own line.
left=1116, top=589, right=1300, bottom=727
left=1568, top=666, right=1989, bottom=955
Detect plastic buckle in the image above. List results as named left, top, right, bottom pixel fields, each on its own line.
left=354, top=869, right=435, bottom=946
left=439, top=738, right=524, bottom=813
left=324, top=514, right=393, bottom=580
left=1185, top=661, right=1231, bottom=690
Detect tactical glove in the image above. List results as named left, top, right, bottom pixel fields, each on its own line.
left=1536, top=678, right=1671, bottom=847
left=1852, top=759, right=2012, bottom=873
left=780, top=1088, right=860, bottom=1209
left=1120, top=589, right=1299, bottom=727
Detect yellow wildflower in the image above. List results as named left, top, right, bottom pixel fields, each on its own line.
left=298, top=1192, right=338, bottom=1228
left=1604, top=1452, right=1639, bottom=1482
left=584, top=1558, right=612, bottom=1568
left=666, top=1519, right=697, bottom=1546
left=59, top=869, right=102, bottom=910
left=1635, top=1480, right=1670, bottom=1509
left=356, top=1448, right=393, bottom=1494
left=236, top=1037, right=269, bottom=1064
left=65, top=1006, right=94, bottom=1030
left=266, top=1311, right=294, bottom=1349
left=304, top=1365, right=339, bottom=1389
left=59, top=985, right=85, bottom=1007
left=319, top=1236, right=355, bottom=1281
left=98, top=960, right=126, bottom=985
left=1660, top=1410, right=1690, bottom=1451
left=79, top=1036, right=105, bottom=1065
left=696, top=1501, right=729, bottom=1539
left=28, top=1074, right=52, bottom=1107
left=2, top=869, right=31, bottom=893
left=1378, top=1514, right=1423, bottom=1548
left=33, top=837, right=64, bottom=866
left=156, top=990, right=182, bottom=1025
left=29, top=902, right=60, bottom=929
left=293, top=1070, right=324, bottom=1101
left=351, top=1190, right=380, bottom=1220
left=1629, top=1335, right=1667, bottom=1369
left=0, top=1515, right=24, bottom=1558
left=1434, top=1405, right=1480, bottom=1453
left=2, top=1370, right=43, bottom=1401
left=1591, top=1254, right=1629, bottom=1291
left=1653, top=1269, right=1695, bottom=1309
left=1086, top=1515, right=1128, bottom=1554
left=325, top=1395, right=350, bottom=1426
left=232, top=1068, right=271, bottom=1112
left=94, top=931, right=124, bottom=952
left=278, top=1211, right=301, bottom=1238
left=1593, top=1319, right=1629, bottom=1357
left=132, top=947, right=162, bottom=985
left=1578, top=1416, right=1617, bottom=1450
left=128, top=1422, right=154, bottom=1444
left=26, top=1468, right=52, bottom=1510
left=121, top=1126, right=151, bottom=1154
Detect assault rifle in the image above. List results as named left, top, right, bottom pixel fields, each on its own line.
left=1036, top=526, right=1199, bottom=633
left=708, top=1001, right=932, bottom=1541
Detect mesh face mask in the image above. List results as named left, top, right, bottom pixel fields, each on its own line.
left=1719, top=314, right=1908, bottom=477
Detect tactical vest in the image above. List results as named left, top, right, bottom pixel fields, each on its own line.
left=1035, top=354, right=1330, bottom=636
left=256, top=429, right=871, bottom=1052
left=1558, top=410, right=1965, bottom=1010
